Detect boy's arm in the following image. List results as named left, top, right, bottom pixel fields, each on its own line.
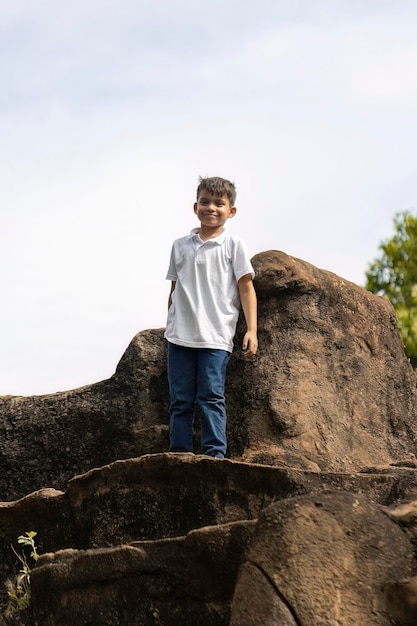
left=238, top=274, right=258, bottom=358
left=168, top=281, right=176, bottom=309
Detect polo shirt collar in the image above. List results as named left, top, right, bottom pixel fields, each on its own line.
left=190, top=227, right=227, bottom=245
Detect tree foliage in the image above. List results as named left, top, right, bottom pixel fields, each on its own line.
left=366, top=210, right=417, bottom=368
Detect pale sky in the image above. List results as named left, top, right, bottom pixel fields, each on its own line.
left=2, top=0, right=417, bottom=396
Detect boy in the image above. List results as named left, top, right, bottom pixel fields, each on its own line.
left=165, top=176, right=257, bottom=459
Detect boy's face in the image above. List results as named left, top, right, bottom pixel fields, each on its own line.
left=193, top=191, right=236, bottom=229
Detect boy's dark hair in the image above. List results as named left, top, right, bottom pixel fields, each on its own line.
left=197, top=176, right=237, bottom=206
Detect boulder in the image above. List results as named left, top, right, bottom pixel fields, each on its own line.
left=0, top=456, right=416, bottom=625
left=1, top=251, right=416, bottom=501
left=230, top=491, right=415, bottom=626
left=31, top=520, right=256, bottom=626
left=228, top=251, right=417, bottom=470
left=0, top=452, right=404, bottom=583
left=0, top=330, right=170, bottom=500
left=0, top=250, right=416, bottom=625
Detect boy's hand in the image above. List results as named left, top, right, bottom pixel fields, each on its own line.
left=238, top=274, right=258, bottom=358
left=242, top=330, right=258, bottom=358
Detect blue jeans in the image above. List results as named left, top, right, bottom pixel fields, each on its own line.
left=167, top=342, right=231, bottom=457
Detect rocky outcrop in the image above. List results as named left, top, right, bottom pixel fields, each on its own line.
left=0, top=250, right=417, bottom=625
left=1, top=251, right=416, bottom=501
left=229, top=251, right=417, bottom=470
left=0, top=329, right=170, bottom=501
left=31, top=489, right=417, bottom=626
left=231, top=491, right=415, bottom=626
left=32, top=508, right=256, bottom=626
left=0, top=455, right=416, bottom=625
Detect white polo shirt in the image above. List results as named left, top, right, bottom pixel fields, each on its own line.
left=164, top=228, right=255, bottom=352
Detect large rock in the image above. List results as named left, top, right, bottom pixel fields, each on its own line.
left=1, top=251, right=416, bottom=501
left=0, top=453, right=417, bottom=626
left=0, top=455, right=413, bottom=626
left=31, top=520, right=256, bottom=626
left=0, top=330, right=170, bottom=500
left=228, top=251, right=417, bottom=470
left=230, top=491, right=416, bottom=626
left=1, top=250, right=417, bottom=624
left=0, top=453, right=405, bottom=581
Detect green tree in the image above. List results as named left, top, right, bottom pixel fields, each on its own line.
left=365, top=210, right=417, bottom=368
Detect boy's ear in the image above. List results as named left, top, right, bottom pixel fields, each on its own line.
left=193, top=202, right=198, bottom=214
left=229, top=206, right=237, bottom=218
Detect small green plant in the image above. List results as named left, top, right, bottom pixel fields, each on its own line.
left=4, top=532, right=39, bottom=616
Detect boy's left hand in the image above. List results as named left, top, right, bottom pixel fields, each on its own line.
left=242, top=331, right=258, bottom=358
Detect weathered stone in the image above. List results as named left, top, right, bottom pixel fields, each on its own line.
left=0, top=330, right=170, bottom=500
left=31, top=520, right=256, bottom=626
left=1, top=251, right=416, bottom=503
left=0, top=488, right=66, bottom=534
left=385, top=576, right=417, bottom=625
left=1, top=454, right=415, bottom=620
left=66, top=453, right=308, bottom=546
left=230, top=491, right=415, bottom=626
left=0, top=250, right=416, bottom=625
left=65, top=454, right=417, bottom=549
left=228, top=251, right=417, bottom=471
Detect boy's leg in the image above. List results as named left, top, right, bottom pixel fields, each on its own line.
left=167, top=342, right=197, bottom=452
left=196, top=348, right=231, bottom=458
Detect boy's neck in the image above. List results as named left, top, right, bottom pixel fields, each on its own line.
left=198, top=224, right=225, bottom=241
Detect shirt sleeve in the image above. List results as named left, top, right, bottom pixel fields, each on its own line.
left=232, top=237, right=255, bottom=282
left=166, top=243, right=178, bottom=281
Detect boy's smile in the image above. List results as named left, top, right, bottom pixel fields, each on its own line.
left=193, top=191, right=236, bottom=238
